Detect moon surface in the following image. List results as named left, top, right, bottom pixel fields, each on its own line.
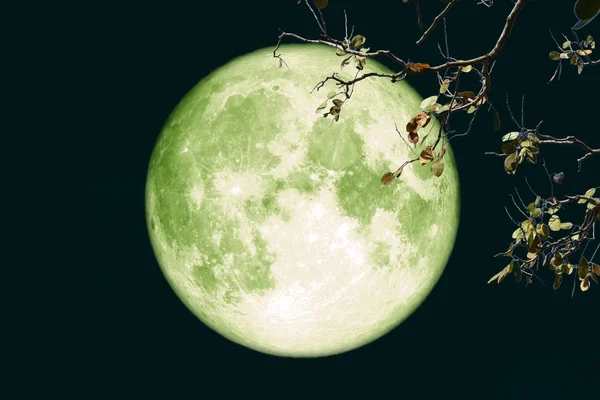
left=145, top=44, right=460, bottom=357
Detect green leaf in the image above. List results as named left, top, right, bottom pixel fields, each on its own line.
left=502, top=132, right=520, bottom=142
left=351, top=35, right=366, bottom=49
left=440, top=79, right=450, bottom=94
left=560, top=222, right=573, bottom=230
left=548, top=205, right=561, bottom=215
left=420, top=96, right=438, bottom=112
left=536, top=223, right=549, bottom=240
left=504, top=152, right=518, bottom=175
left=431, top=157, right=445, bottom=177
left=512, top=228, right=524, bottom=243
left=327, top=91, right=337, bottom=99
left=316, top=101, right=328, bottom=113
left=578, top=188, right=596, bottom=203
left=553, top=274, right=562, bottom=290
left=549, top=215, right=562, bottom=231
left=549, top=51, right=561, bottom=61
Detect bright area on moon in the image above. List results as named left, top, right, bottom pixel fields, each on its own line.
left=145, top=44, right=460, bottom=357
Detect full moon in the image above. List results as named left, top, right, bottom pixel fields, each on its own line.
left=146, top=44, right=460, bottom=357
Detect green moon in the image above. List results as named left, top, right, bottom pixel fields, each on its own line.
left=145, top=44, right=460, bottom=357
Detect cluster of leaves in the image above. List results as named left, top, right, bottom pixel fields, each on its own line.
left=549, top=34, right=595, bottom=79
left=496, top=130, right=541, bottom=175
left=336, top=35, right=370, bottom=71
left=314, top=35, right=370, bottom=122
left=315, top=90, right=345, bottom=121
left=287, top=0, right=600, bottom=294
left=421, top=65, right=487, bottom=116
left=489, top=188, right=600, bottom=294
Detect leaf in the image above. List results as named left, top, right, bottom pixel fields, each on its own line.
left=420, top=134, right=430, bottom=145
left=313, top=0, right=328, bottom=9
left=440, top=79, right=450, bottom=94
left=592, top=264, right=600, bottom=276
left=460, top=65, right=472, bottom=73
left=502, top=142, right=517, bottom=155
left=578, top=62, right=584, bottom=75
left=436, top=103, right=451, bottom=114
left=341, top=55, right=352, bottom=68
left=381, top=172, right=395, bottom=186
left=549, top=51, right=561, bottom=61
left=316, top=101, right=328, bottom=113
left=577, top=49, right=593, bottom=55
left=514, top=264, right=522, bottom=283
left=578, top=257, right=589, bottom=279
left=414, top=112, right=431, bottom=128
left=578, top=188, right=596, bottom=203
left=467, top=106, right=477, bottom=114
left=512, top=227, right=524, bottom=243
left=493, top=110, right=501, bottom=132
left=350, top=35, right=366, bottom=49
left=553, top=274, right=563, bottom=290
left=504, top=152, right=518, bottom=175
left=406, top=117, right=418, bottom=133
left=420, top=96, right=438, bottom=112
left=419, top=146, right=435, bottom=165
left=560, top=52, right=571, bottom=59
left=571, top=55, right=578, bottom=65
left=327, top=91, right=337, bottom=99
left=560, top=222, right=573, bottom=230
left=505, top=243, right=515, bottom=257
left=408, top=62, right=432, bottom=72
left=552, top=172, right=565, bottom=185
left=459, top=91, right=477, bottom=101
left=408, top=131, right=419, bottom=146
left=355, top=57, right=366, bottom=70
left=488, top=270, right=505, bottom=284
left=580, top=277, right=590, bottom=292
left=549, top=215, right=562, bottom=232
left=550, top=253, right=563, bottom=269
left=438, top=144, right=448, bottom=159
left=536, top=223, right=549, bottom=240
left=548, top=204, right=561, bottom=215
left=562, top=40, right=571, bottom=49
left=431, top=157, right=445, bottom=177
left=332, top=99, right=343, bottom=107
left=502, top=132, right=520, bottom=142
left=566, top=264, right=574, bottom=275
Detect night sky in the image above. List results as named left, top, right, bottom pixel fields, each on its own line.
left=24, top=0, right=600, bottom=395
